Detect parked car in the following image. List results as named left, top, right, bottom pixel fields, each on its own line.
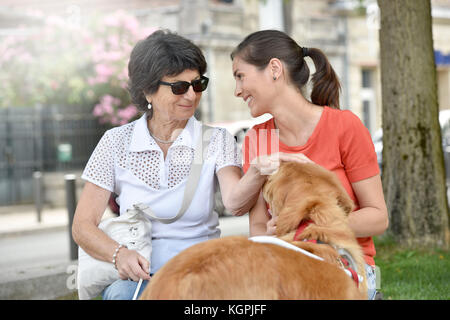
left=372, top=109, right=450, bottom=176
left=208, top=114, right=272, bottom=216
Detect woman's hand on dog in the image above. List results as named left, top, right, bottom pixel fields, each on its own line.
left=116, top=248, right=151, bottom=281
left=251, top=154, right=281, bottom=175
left=252, top=153, right=314, bottom=176
left=278, top=152, right=314, bottom=165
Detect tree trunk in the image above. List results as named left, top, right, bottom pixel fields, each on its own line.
left=378, top=0, right=449, bottom=247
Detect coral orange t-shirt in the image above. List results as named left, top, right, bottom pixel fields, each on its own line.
left=242, top=106, right=380, bottom=266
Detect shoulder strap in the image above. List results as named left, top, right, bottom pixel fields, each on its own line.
left=134, top=124, right=215, bottom=224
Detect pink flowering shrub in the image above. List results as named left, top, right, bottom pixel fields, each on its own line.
left=92, top=95, right=138, bottom=126
left=85, top=11, right=156, bottom=126
left=0, top=10, right=156, bottom=126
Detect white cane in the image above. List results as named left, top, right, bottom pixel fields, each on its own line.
left=132, top=278, right=143, bottom=300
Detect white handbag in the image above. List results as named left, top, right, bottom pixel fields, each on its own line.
left=77, top=208, right=152, bottom=300
left=77, top=125, right=213, bottom=300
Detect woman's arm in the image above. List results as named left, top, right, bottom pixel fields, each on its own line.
left=249, top=192, right=272, bottom=236
left=72, top=182, right=114, bottom=261
left=216, top=152, right=313, bottom=216
left=216, top=165, right=265, bottom=216
left=72, top=182, right=150, bottom=281
left=348, top=174, right=389, bottom=237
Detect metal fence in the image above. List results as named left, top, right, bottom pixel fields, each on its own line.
left=0, top=105, right=109, bottom=205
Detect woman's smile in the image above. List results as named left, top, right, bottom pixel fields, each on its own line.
left=178, top=103, right=194, bottom=108
left=244, top=95, right=253, bottom=108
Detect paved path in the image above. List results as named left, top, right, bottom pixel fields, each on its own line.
left=0, top=206, right=249, bottom=272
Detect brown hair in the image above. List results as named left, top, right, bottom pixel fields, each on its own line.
left=231, top=30, right=341, bottom=109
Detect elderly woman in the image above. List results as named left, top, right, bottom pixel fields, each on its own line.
left=72, top=30, right=295, bottom=300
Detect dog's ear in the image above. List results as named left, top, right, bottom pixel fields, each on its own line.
left=319, top=166, right=354, bottom=215
left=276, top=206, right=302, bottom=236
left=275, top=196, right=321, bottom=236
left=336, top=189, right=354, bottom=215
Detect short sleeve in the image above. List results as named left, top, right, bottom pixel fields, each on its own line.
left=339, top=111, right=380, bottom=182
left=81, top=129, right=116, bottom=192
left=213, top=128, right=242, bottom=173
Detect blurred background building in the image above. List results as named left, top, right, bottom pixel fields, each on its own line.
left=1, top=0, right=450, bottom=206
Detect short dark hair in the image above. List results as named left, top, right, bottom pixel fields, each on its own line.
left=231, top=30, right=341, bottom=109
left=128, top=30, right=207, bottom=112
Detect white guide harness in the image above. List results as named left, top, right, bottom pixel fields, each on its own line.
left=249, top=235, right=364, bottom=283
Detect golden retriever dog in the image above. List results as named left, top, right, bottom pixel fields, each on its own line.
left=140, top=162, right=367, bottom=300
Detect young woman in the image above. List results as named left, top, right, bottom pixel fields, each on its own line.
left=231, top=30, right=389, bottom=300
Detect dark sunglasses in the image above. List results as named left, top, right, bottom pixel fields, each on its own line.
left=159, top=76, right=209, bottom=95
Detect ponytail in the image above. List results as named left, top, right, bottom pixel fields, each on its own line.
left=306, top=48, right=341, bottom=109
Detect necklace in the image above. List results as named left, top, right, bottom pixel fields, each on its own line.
left=148, top=129, right=176, bottom=144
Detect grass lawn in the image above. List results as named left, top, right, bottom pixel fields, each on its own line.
left=373, top=235, right=449, bottom=300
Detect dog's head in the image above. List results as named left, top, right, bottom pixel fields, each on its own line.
left=262, top=162, right=354, bottom=237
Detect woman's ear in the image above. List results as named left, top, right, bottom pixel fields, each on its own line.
left=268, top=58, right=283, bottom=81
left=144, top=93, right=152, bottom=104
